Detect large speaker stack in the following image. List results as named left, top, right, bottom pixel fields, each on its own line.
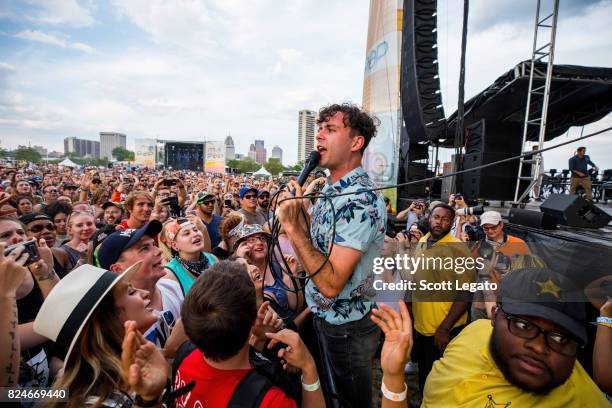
left=461, top=120, right=528, bottom=201
left=399, top=0, right=445, bottom=199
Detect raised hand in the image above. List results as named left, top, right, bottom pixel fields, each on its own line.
left=121, top=321, right=169, bottom=401
left=371, top=302, right=413, bottom=378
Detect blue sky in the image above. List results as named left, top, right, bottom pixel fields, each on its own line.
left=0, top=0, right=610, bottom=169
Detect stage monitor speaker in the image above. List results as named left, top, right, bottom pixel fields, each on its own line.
left=508, top=208, right=557, bottom=230
left=540, top=194, right=612, bottom=229
left=400, top=0, right=446, bottom=143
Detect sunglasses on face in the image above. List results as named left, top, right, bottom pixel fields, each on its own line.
left=200, top=200, right=215, bottom=206
left=245, top=235, right=267, bottom=244
left=29, top=223, right=56, bottom=233
left=45, top=189, right=59, bottom=193
left=243, top=195, right=256, bottom=200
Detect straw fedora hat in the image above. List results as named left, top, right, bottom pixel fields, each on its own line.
left=34, top=261, right=143, bottom=363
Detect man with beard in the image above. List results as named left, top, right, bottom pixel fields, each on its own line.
left=256, top=189, right=272, bottom=221
left=96, top=220, right=184, bottom=348
left=101, top=201, right=124, bottom=225
left=410, top=203, right=474, bottom=393
left=195, top=192, right=222, bottom=248
left=418, top=267, right=608, bottom=407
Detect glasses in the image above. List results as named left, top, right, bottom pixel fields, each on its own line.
left=243, top=195, right=256, bottom=200
left=483, top=224, right=501, bottom=231
left=200, top=200, right=215, bottom=206
left=246, top=236, right=268, bottom=244
left=29, top=223, right=56, bottom=233
left=45, top=189, right=59, bottom=193
left=501, top=308, right=581, bottom=357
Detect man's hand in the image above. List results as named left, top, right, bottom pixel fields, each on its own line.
left=371, top=302, right=413, bottom=377
left=434, top=325, right=451, bottom=351
left=121, top=321, right=169, bottom=401
left=266, top=329, right=315, bottom=372
left=277, top=180, right=308, bottom=234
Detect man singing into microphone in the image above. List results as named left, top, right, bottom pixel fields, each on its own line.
left=278, top=103, right=386, bottom=408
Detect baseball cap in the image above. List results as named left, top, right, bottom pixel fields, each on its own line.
left=480, top=211, right=502, bottom=226
left=101, top=201, right=124, bottom=211
left=196, top=191, right=215, bottom=203
left=257, top=189, right=270, bottom=198
left=19, top=213, right=51, bottom=225
left=498, top=267, right=587, bottom=344
left=239, top=187, right=258, bottom=198
left=96, top=220, right=162, bottom=269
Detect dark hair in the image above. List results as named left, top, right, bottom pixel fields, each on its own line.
left=431, top=203, right=455, bottom=220
left=44, top=201, right=73, bottom=220
left=577, top=147, right=586, bottom=152
left=317, top=103, right=378, bottom=154
left=182, top=260, right=257, bottom=361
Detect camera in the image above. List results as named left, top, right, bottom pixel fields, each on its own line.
left=5, top=239, right=40, bottom=266
left=224, top=199, right=232, bottom=207
left=164, top=179, right=177, bottom=186
left=456, top=205, right=484, bottom=216
left=464, top=224, right=485, bottom=242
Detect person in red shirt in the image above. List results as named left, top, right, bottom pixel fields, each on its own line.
left=175, top=260, right=325, bottom=408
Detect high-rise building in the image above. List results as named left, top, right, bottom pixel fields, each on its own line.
left=64, top=137, right=100, bottom=158
left=224, top=134, right=235, bottom=161
left=272, top=145, right=283, bottom=164
left=248, top=144, right=257, bottom=161
left=100, top=132, right=127, bottom=160
left=254, top=139, right=266, bottom=164
left=298, top=110, right=316, bottom=163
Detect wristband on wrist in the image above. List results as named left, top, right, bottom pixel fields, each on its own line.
left=133, top=393, right=161, bottom=407
left=381, top=380, right=407, bottom=402
left=596, top=316, right=612, bottom=327
left=301, top=376, right=320, bottom=392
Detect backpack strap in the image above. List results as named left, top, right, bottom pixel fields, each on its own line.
left=227, top=369, right=273, bottom=408
left=164, top=261, right=190, bottom=296
left=172, top=340, right=197, bottom=381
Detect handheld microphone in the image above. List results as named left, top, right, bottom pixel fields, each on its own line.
left=297, top=151, right=321, bottom=187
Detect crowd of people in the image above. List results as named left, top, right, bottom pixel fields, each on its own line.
left=0, top=103, right=610, bottom=407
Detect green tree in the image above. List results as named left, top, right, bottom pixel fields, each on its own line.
left=227, top=158, right=260, bottom=173
left=112, top=146, right=135, bottom=162
left=14, top=147, right=42, bottom=163
left=264, top=158, right=284, bottom=176
left=291, top=161, right=303, bottom=171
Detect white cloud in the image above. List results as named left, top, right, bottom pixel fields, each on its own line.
left=70, top=42, right=93, bottom=53
left=0, top=62, right=16, bottom=71
left=15, top=29, right=66, bottom=47
left=14, top=29, right=94, bottom=53
left=25, top=0, right=94, bottom=27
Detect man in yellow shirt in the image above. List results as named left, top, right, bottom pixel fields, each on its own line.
left=422, top=267, right=609, bottom=407
left=410, top=203, right=474, bottom=393
left=372, top=267, right=609, bottom=407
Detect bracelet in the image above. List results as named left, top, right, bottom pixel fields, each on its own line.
left=301, top=376, right=320, bottom=392
left=597, top=316, right=612, bottom=324
left=381, top=380, right=407, bottom=402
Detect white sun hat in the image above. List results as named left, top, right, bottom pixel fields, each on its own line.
left=34, top=261, right=142, bottom=363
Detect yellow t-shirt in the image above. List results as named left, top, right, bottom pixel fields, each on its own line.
left=422, top=319, right=610, bottom=407
left=412, top=232, right=472, bottom=336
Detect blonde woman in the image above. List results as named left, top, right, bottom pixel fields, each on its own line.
left=60, top=211, right=95, bottom=272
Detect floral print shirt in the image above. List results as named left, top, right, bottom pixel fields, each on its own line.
left=306, top=166, right=386, bottom=324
